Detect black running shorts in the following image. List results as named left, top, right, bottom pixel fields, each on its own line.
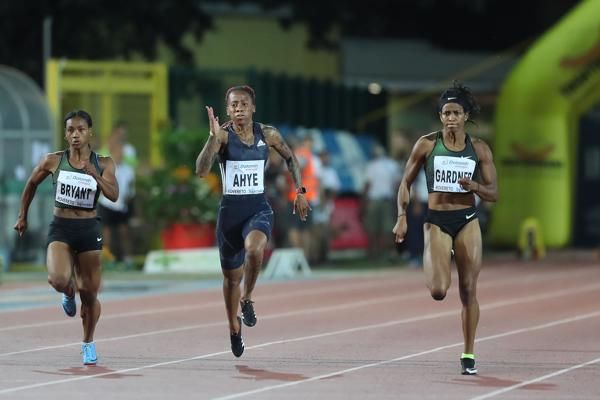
left=47, top=216, right=103, bottom=253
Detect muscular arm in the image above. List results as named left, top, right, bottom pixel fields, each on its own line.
left=195, top=130, right=227, bottom=177
left=196, top=105, right=228, bottom=178
left=263, top=125, right=310, bottom=220
left=18, top=154, right=56, bottom=220
left=263, top=125, right=302, bottom=189
left=14, top=153, right=57, bottom=235
left=93, top=157, right=119, bottom=202
left=472, top=140, right=498, bottom=202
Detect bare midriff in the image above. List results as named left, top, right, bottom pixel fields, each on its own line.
left=428, top=192, right=476, bottom=211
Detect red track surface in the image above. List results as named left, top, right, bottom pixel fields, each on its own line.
left=1, top=258, right=600, bottom=399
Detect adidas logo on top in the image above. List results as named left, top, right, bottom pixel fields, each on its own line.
left=257, top=139, right=266, bottom=147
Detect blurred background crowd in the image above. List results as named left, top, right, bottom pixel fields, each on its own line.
left=0, top=0, right=598, bottom=272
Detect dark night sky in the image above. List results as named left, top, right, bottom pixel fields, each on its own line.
left=0, top=0, right=584, bottom=85
left=276, top=0, right=583, bottom=51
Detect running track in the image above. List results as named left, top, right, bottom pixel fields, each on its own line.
left=1, top=257, right=599, bottom=399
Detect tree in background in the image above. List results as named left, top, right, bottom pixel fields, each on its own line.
left=0, top=0, right=211, bottom=84
left=0, top=0, right=581, bottom=86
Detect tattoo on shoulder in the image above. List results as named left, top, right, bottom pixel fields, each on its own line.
left=262, top=124, right=278, bottom=136
left=263, top=125, right=283, bottom=145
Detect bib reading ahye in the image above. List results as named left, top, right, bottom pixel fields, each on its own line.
left=224, top=160, right=265, bottom=195
left=219, top=122, right=269, bottom=197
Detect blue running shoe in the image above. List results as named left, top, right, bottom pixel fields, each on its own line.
left=82, top=342, right=98, bottom=365
left=62, top=293, right=76, bottom=317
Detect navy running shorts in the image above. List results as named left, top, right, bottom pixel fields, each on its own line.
left=216, top=196, right=274, bottom=269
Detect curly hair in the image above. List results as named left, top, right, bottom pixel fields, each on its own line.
left=438, top=81, right=480, bottom=116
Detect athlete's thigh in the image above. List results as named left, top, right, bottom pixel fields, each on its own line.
left=74, top=250, right=102, bottom=292
left=47, top=242, right=74, bottom=280
left=453, top=220, right=482, bottom=284
left=244, top=230, right=268, bottom=253
left=423, top=223, right=453, bottom=285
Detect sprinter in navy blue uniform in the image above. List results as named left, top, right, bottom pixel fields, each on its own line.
left=14, top=110, right=119, bottom=365
left=196, top=86, right=310, bottom=357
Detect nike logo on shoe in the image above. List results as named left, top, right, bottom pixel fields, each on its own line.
left=465, top=212, right=476, bottom=220
left=96, top=237, right=102, bottom=242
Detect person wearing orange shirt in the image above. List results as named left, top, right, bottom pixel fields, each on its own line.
left=286, top=135, right=319, bottom=262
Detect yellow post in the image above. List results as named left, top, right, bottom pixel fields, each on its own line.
left=44, top=59, right=168, bottom=167
left=151, top=63, right=168, bottom=166
left=100, top=93, right=113, bottom=147
left=45, top=60, right=61, bottom=148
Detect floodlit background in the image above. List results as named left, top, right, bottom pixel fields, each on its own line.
left=0, top=0, right=598, bottom=274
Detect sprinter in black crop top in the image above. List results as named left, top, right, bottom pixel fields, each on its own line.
left=14, top=109, right=118, bottom=366
left=393, top=82, right=498, bottom=376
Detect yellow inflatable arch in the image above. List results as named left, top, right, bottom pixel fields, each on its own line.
left=490, top=0, right=600, bottom=247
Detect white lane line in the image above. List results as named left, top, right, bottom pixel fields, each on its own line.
left=2, top=263, right=594, bottom=332
left=0, top=290, right=428, bottom=357
left=213, top=311, right=600, bottom=400
left=1, top=296, right=600, bottom=395
left=0, top=349, right=232, bottom=395
left=3, top=279, right=600, bottom=358
left=468, top=357, right=600, bottom=400
left=211, top=310, right=600, bottom=400
left=0, top=278, right=404, bottom=331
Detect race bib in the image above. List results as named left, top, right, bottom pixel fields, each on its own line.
left=433, top=156, right=476, bottom=193
left=224, top=160, right=264, bottom=195
left=55, top=170, right=98, bottom=208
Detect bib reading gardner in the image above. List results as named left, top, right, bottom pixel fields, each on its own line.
left=224, top=160, right=265, bottom=195
left=55, top=170, right=98, bottom=208
left=425, top=131, right=480, bottom=193
left=433, top=156, right=476, bottom=193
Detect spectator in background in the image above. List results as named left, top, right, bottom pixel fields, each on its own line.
left=311, top=150, right=342, bottom=263
left=111, top=121, right=138, bottom=169
left=287, top=134, right=320, bottom=263
left=361, top=144, right=402, bottom=260
left=406, top=169, right=428, bottom=267
left=318, top=150, right=341, bottom=194
left=264, top=148, right=289, bottom=249
left=110, top=122, right=138, bottom=225
left=97, top=135, right=136, bottom=268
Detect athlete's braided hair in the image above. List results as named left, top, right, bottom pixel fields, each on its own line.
left=438, top=81, right=480, bottom=117
left=63, top=109, right=93, bottom=128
